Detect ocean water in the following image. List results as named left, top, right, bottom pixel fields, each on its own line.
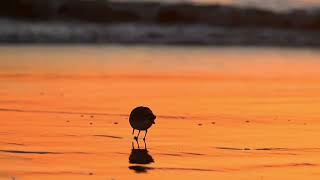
left=117, top=0, right=320, bottom=11
left=1, top=21, right=319, bottom=46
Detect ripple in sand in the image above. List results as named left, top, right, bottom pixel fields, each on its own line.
left=94, top=135, right=123, bottom=139
left=246, top=163, right=318, bottom=170
left=0, top=150, right=89, bottom=155
left=1, top=142, right=25, bottom=146
left=0, top=150, right=60, bottom=154
left=157, top=153, right=182, bottom=157
left=180, top=152, right=205, bottom=156
left=129, top=166, right=219, bottom=173
left=215, top=147, right=289, bottom=151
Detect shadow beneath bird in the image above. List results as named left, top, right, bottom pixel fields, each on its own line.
left=129, top=140, right=155, bottom=173
left=129, top=165, right=154, bottom=173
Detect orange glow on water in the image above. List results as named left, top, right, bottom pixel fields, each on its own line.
left=0, top=46, right=320, bottom=179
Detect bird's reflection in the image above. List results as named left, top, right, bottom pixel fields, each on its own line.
left=129, top=140, right=154, bottom=164
left=129, top=140, right=155, bottom=173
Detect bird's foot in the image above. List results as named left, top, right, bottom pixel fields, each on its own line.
left=134, top=136, right=138, bottom=141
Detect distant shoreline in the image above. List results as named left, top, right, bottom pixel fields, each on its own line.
left=1, top=1, right=320, bottom=47
left=0, top=20, right=319, bottom=47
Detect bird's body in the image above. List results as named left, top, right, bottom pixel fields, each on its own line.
left=129, top=106, right=156, bottom=140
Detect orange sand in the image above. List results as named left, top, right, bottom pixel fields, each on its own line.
left=0, top=46, right=320, bottom=179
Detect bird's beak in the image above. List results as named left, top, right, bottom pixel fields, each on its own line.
left=149, top=119, right=155, bottom=124
left=153, top=115, right=156, bottom=124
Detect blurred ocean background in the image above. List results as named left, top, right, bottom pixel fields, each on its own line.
left=0, top=0, right=320, bottom=46
left=122, top=0, right=320, bottom=11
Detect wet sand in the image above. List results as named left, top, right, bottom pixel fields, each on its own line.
left=0, top=46, right=320, bottom=179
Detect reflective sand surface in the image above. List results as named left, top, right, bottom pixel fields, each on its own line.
left=0, top=46, right=320, bottom=179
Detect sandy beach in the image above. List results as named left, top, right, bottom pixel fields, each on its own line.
left=0, top=45, right=320, bottom=179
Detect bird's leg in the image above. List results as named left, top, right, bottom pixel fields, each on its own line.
left=143, top=130, right=148, bottom=141
left=133, top=129, right=138, bottom=140
left=136, top=130, right=141, bottom=140
left=136, top=140, right=140, bottom=149
left=143, top=139, right=147, bottom=150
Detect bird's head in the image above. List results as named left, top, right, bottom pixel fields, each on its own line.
left=148, top=114, right=156, bottom=124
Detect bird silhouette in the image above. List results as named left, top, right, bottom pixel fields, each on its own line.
left=129, top=106, right=156, bottom=140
